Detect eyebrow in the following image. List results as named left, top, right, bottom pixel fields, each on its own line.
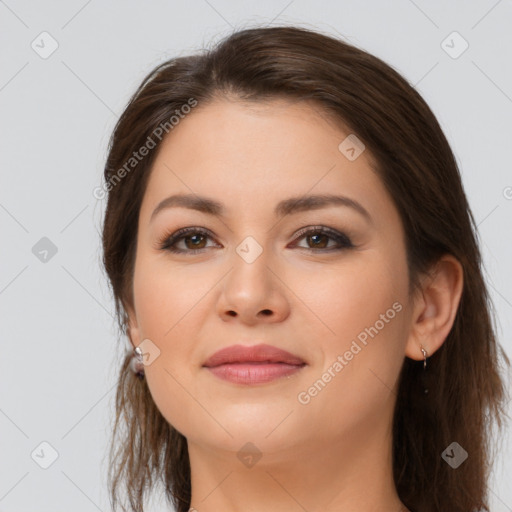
left=150, top=193, right=373, bottom=224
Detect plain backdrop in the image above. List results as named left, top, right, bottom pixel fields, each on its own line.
left=1, top=1, right=511, bottom=511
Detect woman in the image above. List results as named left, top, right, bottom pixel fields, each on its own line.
left=101, top=26, right=510, bottom=512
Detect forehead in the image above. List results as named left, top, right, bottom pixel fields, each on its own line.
left=140, top=98, right=393, bottom=225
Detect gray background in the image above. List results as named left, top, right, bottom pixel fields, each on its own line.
left=1, top=1, right=511, bottom=511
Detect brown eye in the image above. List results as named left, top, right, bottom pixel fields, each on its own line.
left=183, top=233, right=208, bottom=250
left=157, top=227, right=218, bottom=254
left=292, top=226, right=354, bottom=252
left=305, top=232, right=329, bottom=248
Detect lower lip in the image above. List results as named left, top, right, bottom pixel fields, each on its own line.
left=205, top=363, right=305, bottom=384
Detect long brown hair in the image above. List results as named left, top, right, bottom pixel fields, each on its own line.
left=101, top=26, right=510, bottom=512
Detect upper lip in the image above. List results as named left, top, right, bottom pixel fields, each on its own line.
left=203, top=344, right=306, bottom=367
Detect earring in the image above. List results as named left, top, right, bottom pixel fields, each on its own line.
left=130, top=346, right=145, bottom=379
left=419, top=344, right=429, bottom=395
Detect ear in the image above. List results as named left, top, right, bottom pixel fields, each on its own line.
left=125, top=302, right=141, bottom=350
left=405, top=254, right=464, bottom=361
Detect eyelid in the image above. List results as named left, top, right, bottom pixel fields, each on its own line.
left=291, top=225, right=353, bottom=246
left=155, top=226, right=216, bottom=251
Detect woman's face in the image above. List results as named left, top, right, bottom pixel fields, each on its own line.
left=128, top=98, right=416, bottom=458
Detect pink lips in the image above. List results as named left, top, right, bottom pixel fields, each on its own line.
left=203, top=344, right=306, bottom=385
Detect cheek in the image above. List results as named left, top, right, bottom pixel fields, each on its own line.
left=297, top=254, right=405, bottom=340
left=295, top=252, right=408, bottom=391
left=132, top=257, right=210, bottom=433
left=132, top=254, right=208, bottom=338
left=291, top=267, right=407, bottom=439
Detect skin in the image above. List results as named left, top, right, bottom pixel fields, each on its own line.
left=126, top=97, right=464, bottom=512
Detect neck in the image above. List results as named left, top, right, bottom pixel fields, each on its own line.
left=187, top=416, right=405, bottom=512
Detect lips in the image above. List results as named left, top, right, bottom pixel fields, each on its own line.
left=203, top=343, right=305, bottom=368
left=202, top=343, right=306, bottom=385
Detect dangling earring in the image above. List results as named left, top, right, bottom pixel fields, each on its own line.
left=419, top=344, right=429, bottom=395
left=130, top=346, right=145, bottom=379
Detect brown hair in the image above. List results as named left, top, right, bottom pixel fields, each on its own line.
left=101, top=25, right=510, bottom=512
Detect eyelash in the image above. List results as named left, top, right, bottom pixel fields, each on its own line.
left=156, top=225, right=355, bottom=254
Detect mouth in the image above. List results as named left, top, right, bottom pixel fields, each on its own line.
left=204, top=361, right=306, bottom=385
left=202, top=343, right=306, bottom=385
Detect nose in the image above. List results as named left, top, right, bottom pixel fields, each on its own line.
left=216, top=247, right=290, bottom=325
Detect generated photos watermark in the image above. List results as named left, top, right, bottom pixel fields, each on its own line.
left=93, top=97, right=198, bottom=200
left=297, top=301, right=403, bottom=405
